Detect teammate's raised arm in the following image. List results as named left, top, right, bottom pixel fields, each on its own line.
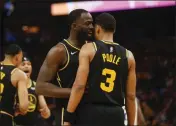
left=36, top=44, right=71, bottom=98
left=125, top=50, right=137, bottom=125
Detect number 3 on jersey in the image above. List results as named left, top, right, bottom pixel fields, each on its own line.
left=0, top=83, right=4, bottom=101
left=100, top=68, right=116, bottom=93
left=0, top=83, right=4, bottom=94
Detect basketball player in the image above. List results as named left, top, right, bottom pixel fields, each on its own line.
left=14, top=54, right=50, bottom=126
left=36, top=9, right=93, bottom=125
left=64, top=13, right=137, bottom=126
left=0, top=44, right=29, bottom=126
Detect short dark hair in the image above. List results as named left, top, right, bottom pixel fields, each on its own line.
left=5, top=44, right=22, bottom=56
left=68, top=9, right=88, bottom=26
left=95, top=13, right=116, bottom=32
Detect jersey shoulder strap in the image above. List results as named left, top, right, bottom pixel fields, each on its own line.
left=57, top=40, right=70, bottom=71
left=118, top=44, right=128, bottom=59
left=32, top=81, right=36, bottom=87
left=91, top=41, right=98, bottom=51
left=117, top=45, right=129, bottom=97
left=60, top=39, right=81, bottom=51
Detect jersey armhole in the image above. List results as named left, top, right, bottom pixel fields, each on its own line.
left=59, top=43, right=70, bottom=71
left=56, top=72, right=62, bottom=88
left=126, top=49, right=129, bottom=58
left=11, top=68, right=18, bottom=75
left=33, top=81, right=36, bottom=86
left=121, top=48, right=129, bottom=100
left=11, top=68, right=19, bottom=87
left=92, top=42, right=97, bottom=51
left=27, top=80, right=32, bottom=88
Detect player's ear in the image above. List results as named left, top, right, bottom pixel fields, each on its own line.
left=96, top=25, right=101, bottom=34
left=14, top=54, right=19, bottom=63
left=71, top=22, right=77, bottom=30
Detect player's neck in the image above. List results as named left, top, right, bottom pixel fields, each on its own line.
left=101, top=33, right=113, bottom=42
left=2, top=58, right=15, bottom=66
left=67, top=35, right=84, bottom=48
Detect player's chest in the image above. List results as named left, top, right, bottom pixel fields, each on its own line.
left=68, top=51, right=79, bottom=66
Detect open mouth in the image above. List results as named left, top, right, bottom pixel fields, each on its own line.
left=24, top=70, right=29, bottom=73
left=88, top=31, right=93, bottom=36
left=88, top=31, right=92, bottom=34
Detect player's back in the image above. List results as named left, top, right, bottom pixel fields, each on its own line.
left=84, top=40, right=128, bottom=106
left=0, top=64, right=17, bottom=116
left=76, top=40, right=128, bottom=125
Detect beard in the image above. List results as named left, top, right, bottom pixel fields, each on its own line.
left=76, top=28, right=93, bottom=43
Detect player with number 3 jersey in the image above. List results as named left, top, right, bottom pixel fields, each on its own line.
left=64, top=13, right=137, bottom=126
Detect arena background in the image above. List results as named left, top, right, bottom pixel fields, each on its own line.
left=1, top=0, right=175, bottom=125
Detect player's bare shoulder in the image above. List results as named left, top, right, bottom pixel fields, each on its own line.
left=11, top=68, right=28, bottom=87
left=82, top=42, right=97, bottom=53
left=47, top=43, right=66, bottom=60
left=80, top=42, right=96, bottom=61
left=45, top=43, right=67, bottom=65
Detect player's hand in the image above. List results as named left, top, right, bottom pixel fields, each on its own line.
left=15, top=109, right=27, bottom=116
left=14, top=110, right=20, bottom=116
left=14, top=103, right=20, bottom=116
left=14, top=103, right=27, bottom=116
left=39, top=106, right=51, bottom=119
left=63, top=122, right=71, bottom=126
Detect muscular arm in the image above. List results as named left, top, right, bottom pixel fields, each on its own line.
left=12, top=69, right=29, bottom=114
left=67, top=43, right=95, bottom=113
left=125, top=50, right=137, bottom=125
left=36, top=44, right=70, bottom=98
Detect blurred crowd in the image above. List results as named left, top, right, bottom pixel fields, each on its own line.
left=137, top=56, right=176, bottom=126
left=131, top=37, right=175, bottom=125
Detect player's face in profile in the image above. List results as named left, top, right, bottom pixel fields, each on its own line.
left=76, top=12, right=94, bottom=41
left=15, top=51, right=23, bottom=66
left=18, top=60, right=32, bottom=78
